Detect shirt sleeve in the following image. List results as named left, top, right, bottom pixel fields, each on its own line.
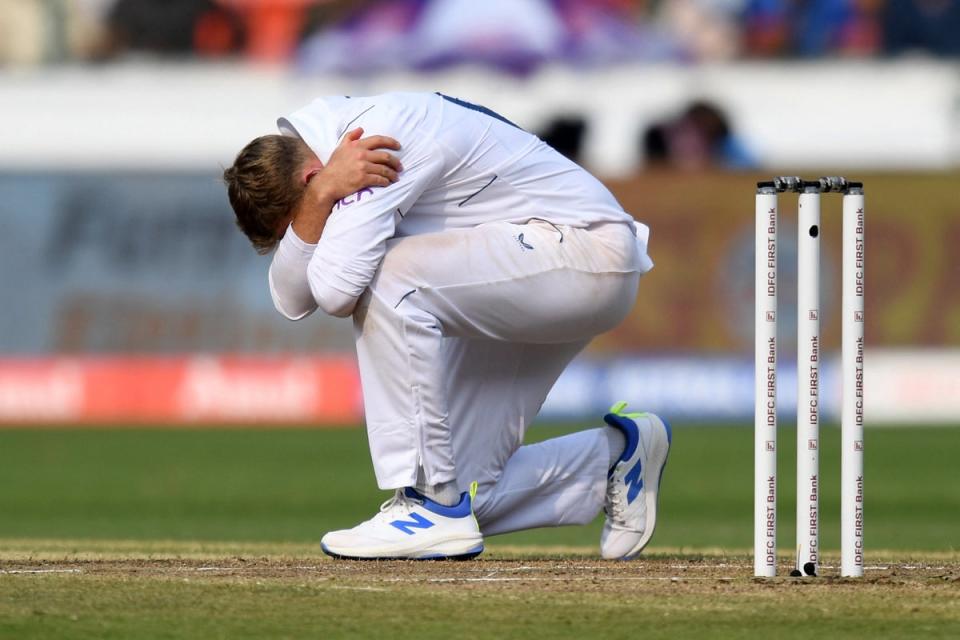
left=307, top=141, right=444, bottom=317
left=268, top=225, right=318, bottom=321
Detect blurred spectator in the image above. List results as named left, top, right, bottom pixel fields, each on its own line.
left=220, top=0, right=361, bottom=63
left=741, top=0, right=790, bottom=55
left=2, top=0, right=958, bottom=68
left=107, top=0, right=243, bottom=58
left=883, top=0, right=960, bottom=56
left=651, top=0, right=745, bottom=61
left=413, top=0, right=564, bottom=74
left=0, top=0, right=47, bottom=66
left=742, top=0, right=882, bottom=58
left=296, top=0, right=682, bottom=76
left=0, top=0, right=110, bottom=65
left=795, top=0, right=882, bottom=57
left=298, top=0, right=570, bottom=76
left=297, top=0, right=429, bottom=75
left=642, top=100, right=756, bottom=170
left=552, top=0, right=681, bottom=65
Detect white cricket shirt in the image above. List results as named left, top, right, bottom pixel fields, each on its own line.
left=269, top=92, right=650, bottom=318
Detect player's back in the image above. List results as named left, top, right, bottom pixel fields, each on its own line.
left=270, top=91, right=651, bottom=320
left=352, top=92, right=635, bottom=235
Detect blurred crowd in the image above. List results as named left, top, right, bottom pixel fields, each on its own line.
left=2, top=0, right=959, bottom=69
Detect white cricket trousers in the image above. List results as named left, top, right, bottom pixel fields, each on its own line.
left=353, top=218, right=652, bottom=535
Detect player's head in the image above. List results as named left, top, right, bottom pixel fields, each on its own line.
left=223, top=135, right=318, bottom=254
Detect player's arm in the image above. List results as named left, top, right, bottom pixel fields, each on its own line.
left=292, top=128, right=403, bottom=243
left=306, top=139, right=444, bottom=317
left=269, top=129, right=403, bottom=321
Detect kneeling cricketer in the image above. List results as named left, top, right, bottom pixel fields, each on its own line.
left=224, top=92, right=671, bottom=560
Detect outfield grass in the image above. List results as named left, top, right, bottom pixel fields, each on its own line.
left=0, top=424, right=957, bottom=552
left=1, top=425, right=957, bottom=639
left=1, top=543, right=958, bottom=640
left=3, top=567, right=958, bottom=640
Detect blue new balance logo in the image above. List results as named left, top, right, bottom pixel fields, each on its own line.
left=623, top=460, right=644, bottom=504
left=390, top=512, right=435, bottom=535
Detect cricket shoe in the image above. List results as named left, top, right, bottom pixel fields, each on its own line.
left=320, top=482, right=484, bottom=560
left=601, top=401, right=672, bottom=560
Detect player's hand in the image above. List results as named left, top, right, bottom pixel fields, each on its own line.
left=312, top=128, right=403, bottom=202
left=291, top=129, right=402, bottom=244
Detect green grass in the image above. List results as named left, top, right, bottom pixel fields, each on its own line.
left=2, top=566, right=957, bottom=640
left=0, top=424, right=957, bottom=551
left=1, top=425, right=958, bottom=639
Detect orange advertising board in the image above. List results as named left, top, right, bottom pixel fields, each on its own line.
left=0, top=356, right=362, bottom=425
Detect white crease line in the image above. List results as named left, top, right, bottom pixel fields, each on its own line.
left=193, top=566, right=322, bottom=572
left=2, top=563, right=949, bottom=578
left=422, top=576, right=732, bottom=583
left=808, top=565, right=947, bottom=572
left=0, top=569, right=83, bottom=574
left=429, top=577, right=525, bottom=583
left=330, top=585, right=390, bottom=592
left=180, top=562, right=947, bottom=576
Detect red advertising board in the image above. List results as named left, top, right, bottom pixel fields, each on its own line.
left=0, top=356, right=362, bottom=425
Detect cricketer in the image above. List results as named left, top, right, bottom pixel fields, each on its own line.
left=224, top=92, right=671, bottom=560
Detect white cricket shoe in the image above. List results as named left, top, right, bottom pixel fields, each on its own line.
left=320, top=484, right=484, bottom=560
left=600, top=402, right=672, bottom=560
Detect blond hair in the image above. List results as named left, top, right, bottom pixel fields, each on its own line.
left=224, top=135, right=307, bottom=254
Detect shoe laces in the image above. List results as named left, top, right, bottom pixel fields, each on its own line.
left=377, top=489, right=422, bottom=519
left=604, top=471, right=627, bottom=523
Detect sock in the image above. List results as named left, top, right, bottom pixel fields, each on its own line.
left=604, top=426, right=626, bottom=470
left=415, top=480, right=461, bottom=506
left=414, top=467, right=461, bottom=506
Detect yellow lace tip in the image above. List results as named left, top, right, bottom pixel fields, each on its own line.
left=469, top=481, right=478, bottom=501
left=609, top=401, right=645, bottom=420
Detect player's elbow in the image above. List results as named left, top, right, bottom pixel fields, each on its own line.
left=317, top=292, right=357, bottom=318
left=310, top=279, right=358, bottom=318
left=272, top=295, right=316, bottom=321
left=268, top=270, right=317, bottom=321
left=307, top=254, right=365, bottom=318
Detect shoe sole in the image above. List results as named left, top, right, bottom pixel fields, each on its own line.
left=320, top=542, right=485, bottom=561
left=622, top=414, right=672, bottom=560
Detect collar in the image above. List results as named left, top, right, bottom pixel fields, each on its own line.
left=277, top=96, right=356, bottom=164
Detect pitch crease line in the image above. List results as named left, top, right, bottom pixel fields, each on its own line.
left=0, top=568, right=83, bottom=574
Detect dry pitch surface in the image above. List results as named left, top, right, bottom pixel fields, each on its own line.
left=2, top=542, right=958, bottom=639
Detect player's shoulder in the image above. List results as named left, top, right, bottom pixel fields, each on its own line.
left=329, top=93, right=440, bottom=142
left=343, top=92, right=437, bottom=121
left=290, top=92, right=431, bottom=122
